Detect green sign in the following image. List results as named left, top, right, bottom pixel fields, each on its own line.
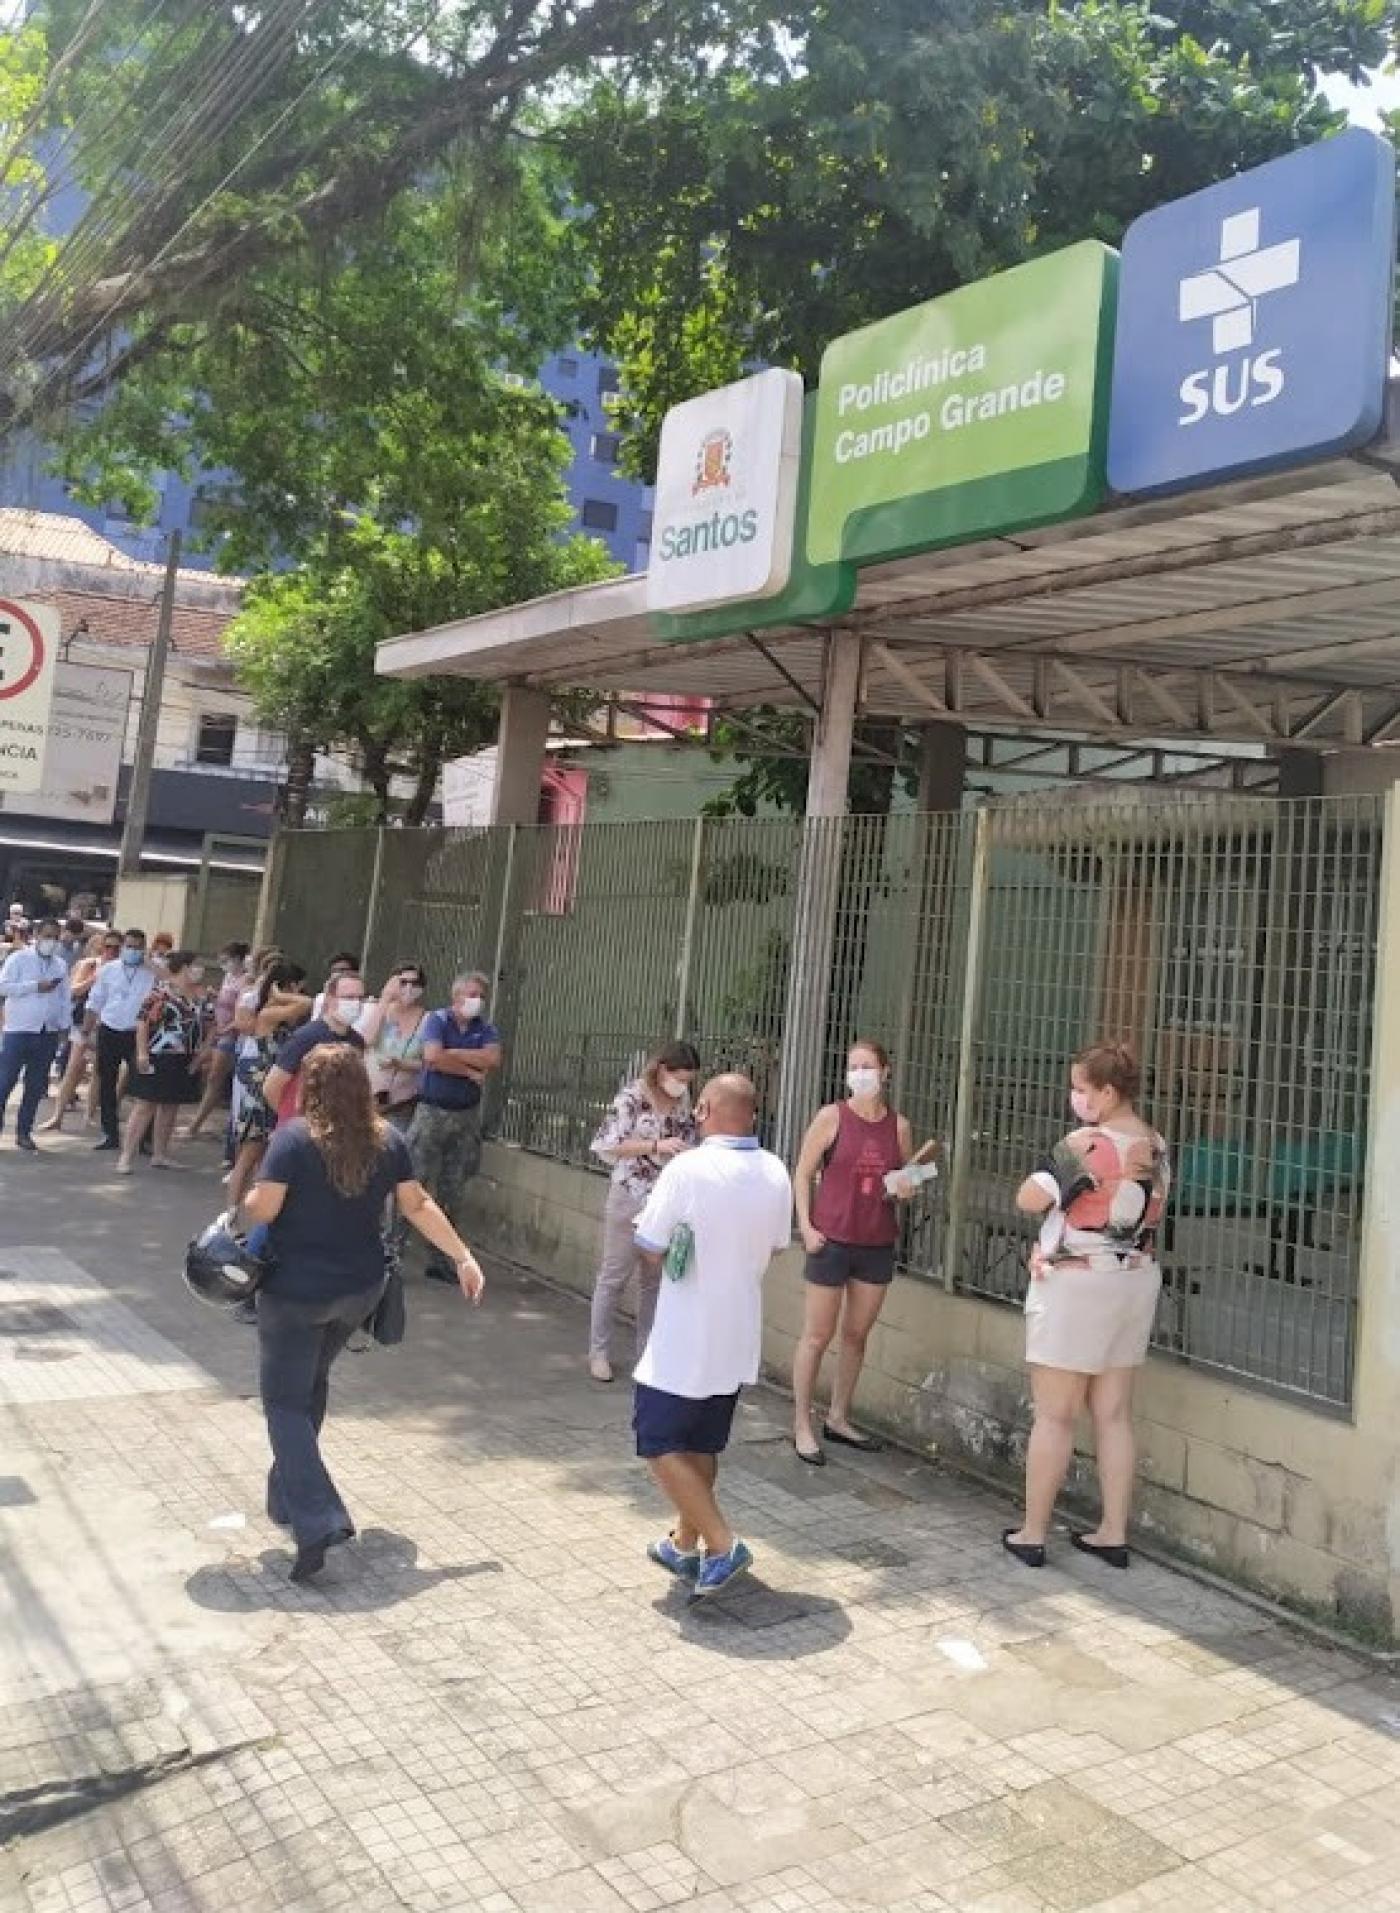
left=807, top=242, right=1118, bottom=569
left=654, top=394, right=855, bottom=644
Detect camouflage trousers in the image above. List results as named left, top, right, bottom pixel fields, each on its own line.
left=406, top=1102, right=483, bottom=1274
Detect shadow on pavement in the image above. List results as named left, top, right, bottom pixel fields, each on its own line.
left=183, top=1526, right=503, bottom=1613
left=652, top=1574, right=851, bottom=1658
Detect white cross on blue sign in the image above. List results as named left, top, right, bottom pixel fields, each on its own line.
left=1108, top=129, right=1396, bottom=498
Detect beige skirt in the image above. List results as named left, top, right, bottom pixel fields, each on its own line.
left=1024, top=1258, right=1162, bottom=1373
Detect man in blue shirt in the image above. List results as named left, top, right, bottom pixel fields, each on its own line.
left=406, top=971, right=502, bottom=1283
left=0, top=917, right=72, bottom=1150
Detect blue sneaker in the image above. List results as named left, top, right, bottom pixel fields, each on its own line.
left=648, top=1534, right=702, bottom=1582
left=690, top=1540, right=753, bottom=1599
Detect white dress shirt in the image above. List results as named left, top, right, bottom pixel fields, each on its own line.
left=86, top=957, right=158, bottom=1033
left=0, top=945, right=72, bottom=1034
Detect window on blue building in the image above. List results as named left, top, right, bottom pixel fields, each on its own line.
left=581, top=498, right=618, bottom=532
left=591, top=432, right=621, bottom=465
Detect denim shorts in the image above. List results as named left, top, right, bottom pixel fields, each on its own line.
left=633, top=1383, right=740, bottom=1458
left=804, top=1240, right=896, bottom=1288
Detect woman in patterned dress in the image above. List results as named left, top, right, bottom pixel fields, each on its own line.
left=117, top=952, right=211, bottom=1173
left=1002, top=1042, right=1170, bottom=1571
left=586, top=1042, right=701, bottom=1382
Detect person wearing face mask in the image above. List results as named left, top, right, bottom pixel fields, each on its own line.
left=0, top=917, right=72, bottom=1151
left=40, top=931, right=119, bottom=1133
left=84, top=929, right=158, bottom=1150
left=1002, top=1043, right=1170, bottom=1572
left=311, top=952, right=362, bottom=1023
left=149, top=931, right=175, bottom=974
left=357, top=963, right=431, bottom=1129
left=586, top=1041, right=701, bottom=1383
left=405, top=972, right=502, bottom=1284
left=188, top=941, right=252, bottom=1140
left=791, top=1040, right=916, bottom=1466
left=260, top=969, right=367, bottom=1131
left=117, top=952, right=211, bottom=1173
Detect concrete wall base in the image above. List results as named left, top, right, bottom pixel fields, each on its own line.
left=466, top=1140, right=1396, bottom=1644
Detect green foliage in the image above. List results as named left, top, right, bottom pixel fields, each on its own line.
left=53, top=155, right=620, bottom=820
left=0, top=25, right=59, bottom=316
left=565, top=0, right=1394, bottom=473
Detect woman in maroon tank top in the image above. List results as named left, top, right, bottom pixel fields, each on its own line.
left=792, top=1040, right=914, bottom=1465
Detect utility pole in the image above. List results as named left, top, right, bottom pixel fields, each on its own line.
left=119, top=529, right=180, bottom=878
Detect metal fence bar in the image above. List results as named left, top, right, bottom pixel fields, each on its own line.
left=942, top=807, right=990, bottom=1292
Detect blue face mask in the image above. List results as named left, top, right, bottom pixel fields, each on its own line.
left=121, top=947, right=144, bottom=968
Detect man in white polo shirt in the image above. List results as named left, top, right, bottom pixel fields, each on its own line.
left=632, top=1072, right=792, bottom=1599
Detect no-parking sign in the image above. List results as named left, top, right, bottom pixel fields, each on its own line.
left=0, top=598, right=61, bottom=793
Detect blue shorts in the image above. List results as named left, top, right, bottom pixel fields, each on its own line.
left=633, top=1383, right=740, bottom=1459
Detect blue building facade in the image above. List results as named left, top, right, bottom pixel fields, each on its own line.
left=0, top=350, right=653, bottom=575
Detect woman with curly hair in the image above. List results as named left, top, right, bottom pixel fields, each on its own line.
left=240, top=1044, right=486, bottom=1583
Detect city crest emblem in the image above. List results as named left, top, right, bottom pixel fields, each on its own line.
left=693, top=428, right=733, bottom=495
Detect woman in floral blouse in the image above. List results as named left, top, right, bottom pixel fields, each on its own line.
left=587, top=1041, right=701, bottom=1382
left=117, top=951, right=212, bottom=1174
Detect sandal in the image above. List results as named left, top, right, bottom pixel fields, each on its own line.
left=1001, top=1528, right=1046, bottom=1569
left=1071, top=1533, right=1129, bottom=1569
left=793, top=1441, right=826, bottom=1468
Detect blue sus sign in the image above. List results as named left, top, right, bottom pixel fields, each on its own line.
left=1108, top=129, right=1396, bottom=497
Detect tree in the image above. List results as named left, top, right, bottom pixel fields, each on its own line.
left=5, top=0, right=784, bottom=424
left=50, top=164, right=619, bottom=818
left=564, top=0, right=1400, bottom=474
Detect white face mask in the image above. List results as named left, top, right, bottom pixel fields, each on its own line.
left=36, top=937, right=56, bottom=958
left=188, top=964, right=206, bottom=984
left=330, top=995, right=364, bottom=1025
left=847, top=1067, right=882, bottom=1099
left=401, top=982, right=424, bottom=1003
left=659, top=1072, right=689, bottom=1100
left=457, top=996, right=485, bottom=1020
left=1069, top=1089, right=1096, bottom=1124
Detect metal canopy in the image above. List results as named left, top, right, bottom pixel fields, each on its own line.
left=377, top=402, right=1400, bottom=750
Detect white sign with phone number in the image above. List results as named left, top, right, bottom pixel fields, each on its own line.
left=0, top=597, right=61, bottom=793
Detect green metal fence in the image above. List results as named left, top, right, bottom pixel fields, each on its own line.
left=264, top=791, right=1384, bottom=1411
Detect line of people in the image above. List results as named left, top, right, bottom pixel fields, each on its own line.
left=32, top=933, right=1164, bottom=1598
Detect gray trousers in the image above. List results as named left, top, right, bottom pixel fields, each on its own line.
left=589, top=1182, right=660, bottom=1361
left=407, top=1101, right=482, bottom=1275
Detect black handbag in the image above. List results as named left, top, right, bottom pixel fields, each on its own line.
left=367, top=1229, right=406, bottom=1345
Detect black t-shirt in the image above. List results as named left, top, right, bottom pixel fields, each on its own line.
left=258, top=1118, right=413, bottom=1301
left=273, top=1017, right=365, bottom=1122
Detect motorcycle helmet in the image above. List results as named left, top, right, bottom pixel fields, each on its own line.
left=184, top=1212, right=267, bottom=1308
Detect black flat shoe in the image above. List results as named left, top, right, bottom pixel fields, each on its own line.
left=793, top=1442, right=826, bottom=1468
left=823, top=1424, right=885, bottom=1453
left=1002, top=1528, right=1046, bottom=1568
left=1072, top=1533, right=1130, bottom=1569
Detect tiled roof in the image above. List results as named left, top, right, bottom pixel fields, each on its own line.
left=0, top=507, right=241, bottom=591
left=37, top=586, right=235, bottom=662
left=0, top=508, right=242, bottom=662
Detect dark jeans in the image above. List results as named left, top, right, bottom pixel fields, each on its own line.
left=96, top=1024, right=136, bottom=1143
left=0, top=1029, right=59, bottom=1138
left=257, top=1284, right=383, bottom=1548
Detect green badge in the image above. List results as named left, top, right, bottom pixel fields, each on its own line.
left=807, top=242, right=1118, bottom=569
